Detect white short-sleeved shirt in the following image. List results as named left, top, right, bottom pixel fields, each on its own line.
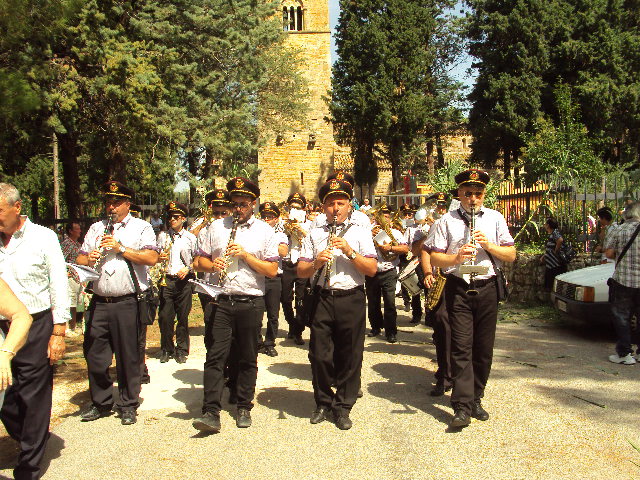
left=157, top=228, right=198, bottom=275
left=300, top=219, right=377, bottom=289
left=81, top=214, right=158, bottom=296
left=423, top=207, right=514, bottom=280
left=197, top=215, right=279, bottom=296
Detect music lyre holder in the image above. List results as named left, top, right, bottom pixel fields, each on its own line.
left=459, top=264, right=489, bottom=275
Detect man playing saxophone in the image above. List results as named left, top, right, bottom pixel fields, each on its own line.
left=366, top=205, right=408, bottom=343
left=157, top=202, right=197, bottom=365
left=192, top=177, right=279, bottom=433
left=424, top=170, right=515, bottom=428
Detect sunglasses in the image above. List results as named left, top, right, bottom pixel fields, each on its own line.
left=231, top=202, right=252, bottom=209
left=169, top=214, right=183, bottom=220
left=463, top=191, right=485, bottom=198
left=211, top=211, right=227, bottom=217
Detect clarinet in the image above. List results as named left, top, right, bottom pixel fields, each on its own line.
left=94, top=214, right=116, bottom=273
left=324, top=216, right=338, bottom=287
left=217, top=212, right=241, bottom=286
left=467, top=206, right=479, bottom=296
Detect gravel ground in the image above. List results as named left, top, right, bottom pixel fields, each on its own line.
left=1, top=302, right=639, bottom=480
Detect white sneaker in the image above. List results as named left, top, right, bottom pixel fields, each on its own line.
left=608, top=353, right=636, bottom=365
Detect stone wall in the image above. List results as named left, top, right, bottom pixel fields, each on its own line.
left=503, top=252, right=601, bottom=303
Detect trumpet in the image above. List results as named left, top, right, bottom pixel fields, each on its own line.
left=324, top=216, right=338, bottom=287
left=158, top=235, right=173, bottom=288
left=217, top=212, right=241, bottom=286
left=94, top=214, right=116, bottom=273
left=371, top=203, right=399, bottom=262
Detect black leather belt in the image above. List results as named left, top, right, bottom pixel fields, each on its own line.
left=446, top=275, right=496, bottom=288
left=218, top=294, right=260, bottom=303
left=94, top=293, right=137, bottom=303
left=319, top=285, right=364, bottom=297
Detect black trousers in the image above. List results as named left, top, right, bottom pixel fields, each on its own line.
left=0, top=310, right=53, bottom=480
left=159, top=276, right=193, bottom=355
left=544, top=264, right=567, bottom=290
left=202, top=296, right=265, bottom=414
left=309, top=288, right=366, bottom=415
left=281, top=261, right=306, bottom=336
left=445, top=276, right=498, bottom=414
left=84, top=296, right=141, bottom=411
left=200, top=295, right=216, bottom=351
left=138, top=325, right=149, bottom=381
left=365, top=268, right=398, bottom=335
left=430, top=289, right=452, bottom=386
left=262, top=276, right=281, bottom=347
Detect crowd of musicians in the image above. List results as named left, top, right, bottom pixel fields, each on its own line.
left=0, top=168, right=515, bottom=479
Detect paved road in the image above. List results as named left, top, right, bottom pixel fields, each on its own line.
left=2, top=304, right=640, bottom=479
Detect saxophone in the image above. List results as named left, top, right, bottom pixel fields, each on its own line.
left=157, top=233, right=173, bottom=287
left=425, top=267, right=446, bottom=310
left=324, top=216, right=338, bottom=287
left=217, top=212, right=241, bottom=286
left=373, top=203, right=399, bottom=262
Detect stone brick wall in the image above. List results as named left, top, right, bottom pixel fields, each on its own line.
left=503, top=252, right=601, bottom=303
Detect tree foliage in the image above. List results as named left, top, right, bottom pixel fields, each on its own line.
left=330, top=0, right=464, bottom=191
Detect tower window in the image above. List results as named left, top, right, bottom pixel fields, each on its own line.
left=282, top=2, right=304, bottom=31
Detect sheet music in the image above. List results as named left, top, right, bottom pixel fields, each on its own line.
left=66, top=263, right=100, bottom=282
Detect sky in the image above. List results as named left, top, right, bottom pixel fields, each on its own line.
left=328, top=0, right=477, bottom=89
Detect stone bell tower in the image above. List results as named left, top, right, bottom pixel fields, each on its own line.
left=258, top=0, right=336, bottom=201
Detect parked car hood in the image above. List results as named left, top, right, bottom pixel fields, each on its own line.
left=555, top=263, right=614, bottom=288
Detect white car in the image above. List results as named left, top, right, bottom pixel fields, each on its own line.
left=551, top=263, right=614, bottom=324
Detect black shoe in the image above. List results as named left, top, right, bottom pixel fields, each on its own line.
left=357, top=388, right=363, bottom=398
left=80, top=405, right=112, bottom=422
left=141, top=374, right=151, bottom=385
left=334, top=413, right=353, bottom=430
left=193, top=412, right=221, bottom=433
left=410, top=317, right=421, bottom=324
left=367, top=328, right=381, bottom=337
left=430, top=381, right=452, bottom=397
left=294, top=335, right=305, bottom=345
left=287, top=332, right=295, bottom=339
left=471, top=400, right=489, bottom=421
left=121, top=410, right=137, bottom=425
left=160, top=351, right=172, bottom=363
left=175, top=354, right=187, bottom=364
left=386, top=334, right=397, bottom=343
left=236, top=408, right=252, bottom=428
left=450, top=409, right=471, bottom=428
left=310, top=406, right=329, bottom=424
left=264, top=346, right=278, bottom=357
left=228, top=390, right=238, bottom=405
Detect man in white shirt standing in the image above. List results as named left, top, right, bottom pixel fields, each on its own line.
left=77, top=181, right=159, bottom=426
left=0, top=182, right=69, bottom=480
left=157, top=202, right=197, bottom=364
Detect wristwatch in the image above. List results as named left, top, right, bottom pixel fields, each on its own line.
left=347, top=250, right=357, bottom=260
left=119, top=244, right=126, bottom=254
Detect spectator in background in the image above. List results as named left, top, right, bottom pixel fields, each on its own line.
left=539, top=218, right=566, bottom=290
left=594, top=207, right=615, bottom=262
left=150, top=212, right=163, bottom=238
left=605, top=202, right=640, bottom=365
left=61, top=222, right=84, bottom=335
left=360, top=198, right=372, bottom=213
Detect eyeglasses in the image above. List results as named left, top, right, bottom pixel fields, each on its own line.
left=231, top=202, right=252, bottom=209
left=463, top=191, right=485, bottom=198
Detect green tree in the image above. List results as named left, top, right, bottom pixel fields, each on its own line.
left=330, top=0, right=463, bottom=191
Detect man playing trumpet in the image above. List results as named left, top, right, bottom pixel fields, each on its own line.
left=424, top=170, right=515, bottom=428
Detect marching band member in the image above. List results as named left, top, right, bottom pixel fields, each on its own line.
left=77, top=181, right=159, bottom=426
left=399, top=203, right=423, bottom=323
left=258, top=201, right=289, bottom=356
left=0, top=182, right=69, bottom=479
left=298, top=179, right=377, bottom=430
left=157, top=202, right=197, bottom=364
left=424, top=170, right=515, bottom=428
left=366, top=205, right=408, bottom=343
left=192, top=177, right=279, bottom=433
left=311, top=172, right=371, bottom=230
left=281, top=193, right=309, bottom=345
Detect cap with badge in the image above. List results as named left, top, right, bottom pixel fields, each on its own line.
left=104, top=180, right=134, bottom=200
left=428, top=192, right=449, bottom=206
left=287, top=192, right=307, bottom=208
left=165, top=201, right=188, bottom=217
left=206, top=189, right=231, bottom=206
left=318, top=179, right=353, bottom=203
left=326, top=171, right=355, bottom=188
left=129, top=204, right=142, bottom=216
left=227, top=177, right=260, bottom=199
left=259, top=201, right=280, bottom=218
left=454, top=168, right=490, bottom=187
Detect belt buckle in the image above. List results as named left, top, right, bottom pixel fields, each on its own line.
left=104, top=296, right=113, bottom=303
